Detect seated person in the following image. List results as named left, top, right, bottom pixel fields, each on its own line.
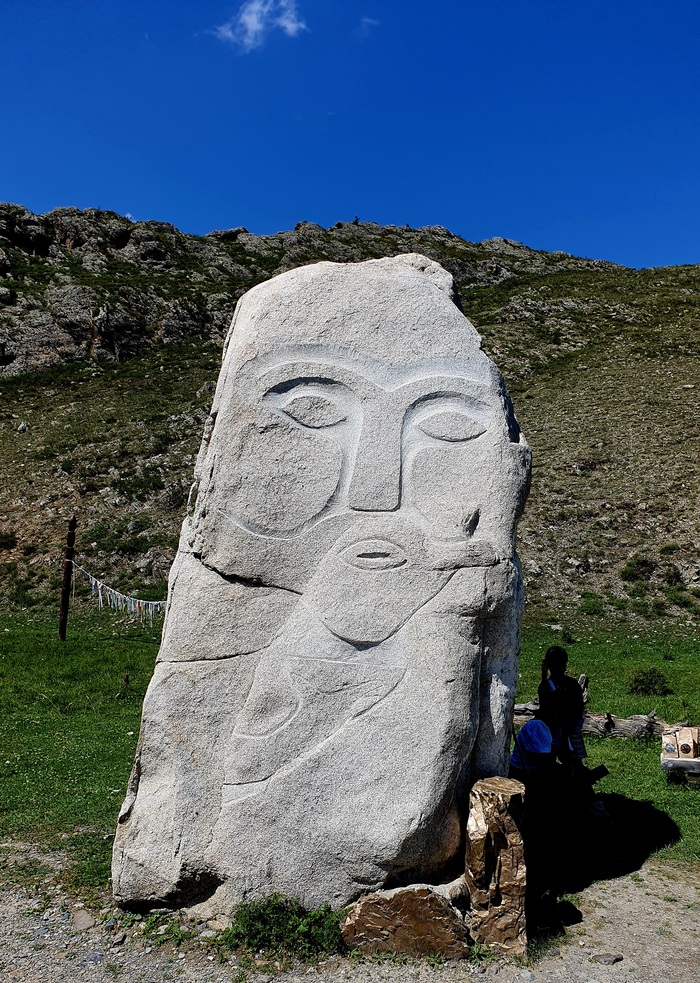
left=509, top=718, right=565, bottom=929
left=509, top=718, right=555, bottom=783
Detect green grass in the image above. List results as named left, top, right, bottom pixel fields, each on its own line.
left=0, top=613, right=698, bottom=909
left=519, top=624, right=700, bottom=863
left=520, top=624, right=700, bottom=722
left=215, top=895, right=345, bottom=960
left=0, top=611, right=160, bottom=897
left=583, top=739, right=699, bottom=864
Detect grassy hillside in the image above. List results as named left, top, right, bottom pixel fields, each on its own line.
left=0, top=206, right=698, bottom=628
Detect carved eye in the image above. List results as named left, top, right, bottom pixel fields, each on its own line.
left=418, top=410, right=487, bottom=442
left=278, top=394, right=347, bottom=429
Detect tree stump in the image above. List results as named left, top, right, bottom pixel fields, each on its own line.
left=464, top=776, right=527, bottom=956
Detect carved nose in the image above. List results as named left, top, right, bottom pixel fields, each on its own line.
left=347, top=415, right=402, bottom=512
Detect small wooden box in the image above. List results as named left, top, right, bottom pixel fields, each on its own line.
left=677, top=727, right=699, bottom=759
left=661, top=730, right=679, bottom=758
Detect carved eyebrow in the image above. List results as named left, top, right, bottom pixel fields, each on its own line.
left=264, top=376, right=349, bottom=396
left=410, top=390, right=492, bottom=412
left=259, top=361, right=494, bottom=401
left=399, top=379, right=494, bottom=405
left=259, top=361, right=372, bottom=394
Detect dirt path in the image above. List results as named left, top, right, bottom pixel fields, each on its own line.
left=1, top=854, right=698, bottom=983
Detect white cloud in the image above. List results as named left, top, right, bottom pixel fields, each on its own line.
left=355, top=15, right=379, bottom=38
left=216, top=0, right=307, bottom=52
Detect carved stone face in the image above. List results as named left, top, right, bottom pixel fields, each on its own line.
left=190, top=255, right=529, bottom=646
left=113, top=256, right=532, bottom=913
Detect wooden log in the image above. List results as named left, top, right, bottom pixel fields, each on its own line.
left=582, top=711, right=665, bottom=738
left=513, top=706, right=668, bottom=738
left=513, top=671, right=670, bottom=738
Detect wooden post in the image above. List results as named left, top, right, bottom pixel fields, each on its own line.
left=58, top=516, right=77, bottom=641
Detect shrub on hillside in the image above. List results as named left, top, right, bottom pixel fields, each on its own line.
left=579, top=592, right=605, bottom=616
left=628, top=668, right=672, bottom=697
left=620, top=555, right=657, bottom=582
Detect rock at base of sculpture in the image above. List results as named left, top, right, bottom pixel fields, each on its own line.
left=341, top=886, right=471, bottom=959
left=464, top=777, right=527, bottom=956
left=112, top=253, right=531, bottom=913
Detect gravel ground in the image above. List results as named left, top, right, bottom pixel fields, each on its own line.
left=1, top=856, right=698, bottom=983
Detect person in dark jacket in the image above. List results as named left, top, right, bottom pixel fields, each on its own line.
left=537, top=645, right=586, bottom=766
left=537, top=645, right=610, bottom=817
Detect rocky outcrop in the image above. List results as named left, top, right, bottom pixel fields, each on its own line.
left=0, top=202, right=619, bottom=379
left=2, top=201, right=699, bottom=630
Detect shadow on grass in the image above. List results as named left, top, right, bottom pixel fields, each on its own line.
left=529, top=792, right=680, bottom=938
left=558, top=792, right=680, bottom=892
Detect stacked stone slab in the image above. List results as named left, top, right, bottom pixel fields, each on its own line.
left=340, top=777, right=528, bottom=958
left=112, top=254, right=531, bottom=914
left=341, top=886, right=471, bottom=959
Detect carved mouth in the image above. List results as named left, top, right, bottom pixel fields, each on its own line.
left=339, top=538, right=408, bottom=571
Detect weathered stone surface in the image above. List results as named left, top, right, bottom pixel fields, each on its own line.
left=113, top=254, right=531, bottom=912
left=464, top=777, right=527, bottom=955
left=341, top=886, right=471, bottom=959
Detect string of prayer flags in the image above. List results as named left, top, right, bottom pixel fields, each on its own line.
left=72, top=562, right=166, bottom=623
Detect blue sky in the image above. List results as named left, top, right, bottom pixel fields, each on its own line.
left=1, top=1, right=699, bottom=268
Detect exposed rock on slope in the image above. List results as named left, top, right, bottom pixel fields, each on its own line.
left=0, top=203, right=616, bottom=379
left=0, top=204, right=699, bottom=626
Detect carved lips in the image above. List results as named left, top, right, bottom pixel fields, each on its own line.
left=340, top=538, right=408, bottom=571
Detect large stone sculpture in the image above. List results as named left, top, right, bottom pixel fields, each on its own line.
left=112, top=254, right=531, bottom=913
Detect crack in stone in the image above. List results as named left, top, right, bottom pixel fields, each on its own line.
left=198, top=557, right=303, bottom=596
left=160, top=648, right=270, bottom=663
